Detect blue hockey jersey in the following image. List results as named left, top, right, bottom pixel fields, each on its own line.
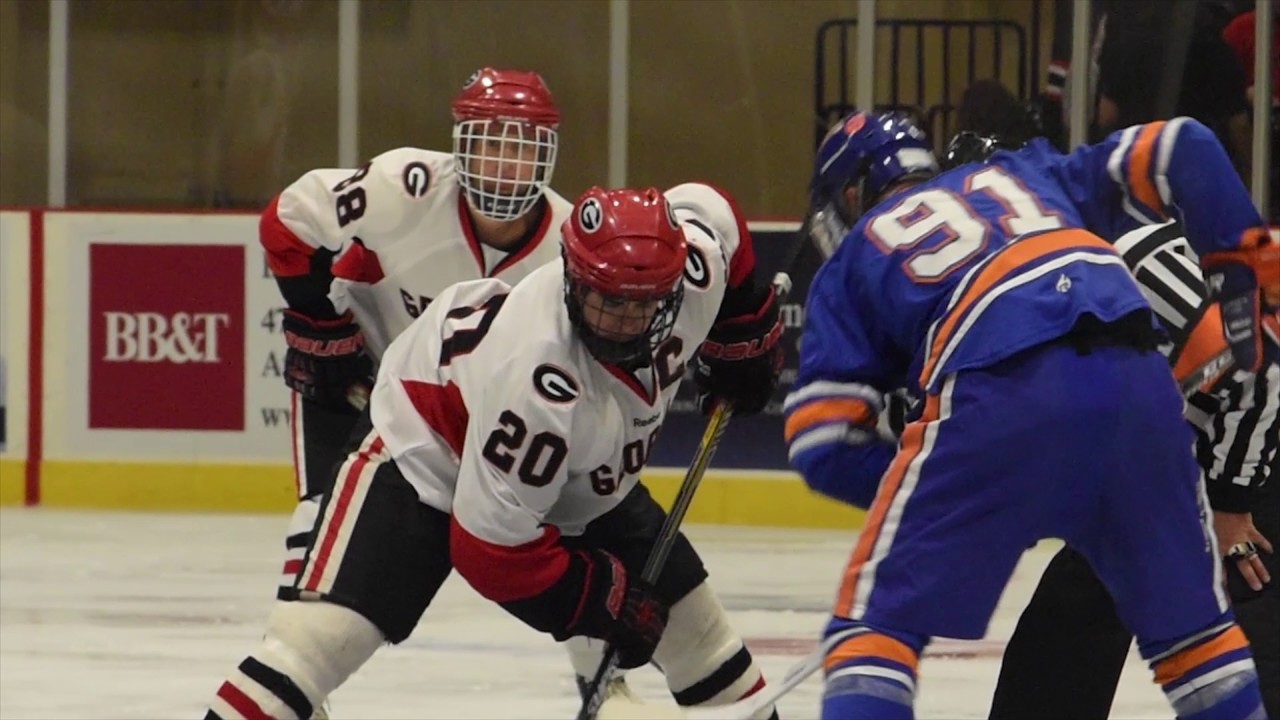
left=786, top=117, right=1266, bottom=507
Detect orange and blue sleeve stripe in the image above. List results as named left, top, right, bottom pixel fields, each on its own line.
left=1091, top=117, right=1262, bottom=258
left=783, top=380, right=884, bottom=463
left=1105, top=119, right=1183, bottom=226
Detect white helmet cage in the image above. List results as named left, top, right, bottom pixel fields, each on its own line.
left=452, top=119, right=558, bottom=222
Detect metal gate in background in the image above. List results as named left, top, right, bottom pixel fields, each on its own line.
left=814, top=15, right=1040, bottom=151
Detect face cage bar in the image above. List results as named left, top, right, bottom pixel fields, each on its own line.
left=565, top=277, right=685, bottom=367
left=453, top=119, right=558, bottom=222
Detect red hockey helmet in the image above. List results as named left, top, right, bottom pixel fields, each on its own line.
left=562, top=187, right=688, bottom=366
left=451, top=68, right=560, bottom=222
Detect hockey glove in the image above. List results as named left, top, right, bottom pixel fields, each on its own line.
left=281, top=309, right=373, bottom=413
left=565, top=550, right=669, bottom=670
left=1201, top=229, right=1280, bottom=374
left=693, top=281, right=785, bottom=415
left=878, top=389, right=918, bottom=440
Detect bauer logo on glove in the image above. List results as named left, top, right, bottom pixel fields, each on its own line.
left=693, top=283, right=785, bottom=416
left=698, top=320, right=785, bottom=361
left=281, top=309, right=374, bottom=412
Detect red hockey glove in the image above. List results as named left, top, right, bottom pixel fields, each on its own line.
left=693, top=282, right=785, bottom=415
left=1201, top=229, right=1280, bottom=373
left=281, top=309, right=373, bottom=412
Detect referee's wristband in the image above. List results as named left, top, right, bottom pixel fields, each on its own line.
left=1206, top=478, right=1256, bottom=515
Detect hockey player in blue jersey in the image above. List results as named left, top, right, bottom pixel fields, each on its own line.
left=786, top=111, right=1279, bottom=720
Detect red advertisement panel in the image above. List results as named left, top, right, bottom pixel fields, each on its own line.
left=89, top=244, right=245, bottom=430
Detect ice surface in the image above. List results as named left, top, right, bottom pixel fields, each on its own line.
left=0, top=509, right=1171, bottom=719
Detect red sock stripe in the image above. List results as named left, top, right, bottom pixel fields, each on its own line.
left=216, top=681, right=271, bottom=720
left=738, top=674, right=766, bottom=700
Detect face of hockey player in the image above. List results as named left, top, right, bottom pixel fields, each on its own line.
left=567, top=280, right=683, bottom=368
left=454, top=118, right=557, bottom=223
left=463, top=120, right=537, bottom=188
left=577, top=290, right=663, bottom=342
left=451, top=68, right=560, bottom=223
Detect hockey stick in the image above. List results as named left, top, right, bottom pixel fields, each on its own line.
left=1179, top=346, right=1234, bottom=397
left=1176, top=266, right=1280, bottom=397
left=575, top=402, right=738, bottom=720
left=577, top=221, right=815, bottom=720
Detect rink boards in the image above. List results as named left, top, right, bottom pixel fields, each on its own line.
left=0, top=209, right=865, bottom=530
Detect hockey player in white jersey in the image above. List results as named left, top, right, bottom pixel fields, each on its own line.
left=259, top=67, right=570, bottom=597
left=207, top=184, right=786, bottom=720
left=255, top=67, right=613, bottom=714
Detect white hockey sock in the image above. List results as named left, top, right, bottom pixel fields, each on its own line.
left=565, top=634, right=609, bottom=678
left=652, top=584, right=773, bottom=718
left=207, top=601, right=383, bottom=720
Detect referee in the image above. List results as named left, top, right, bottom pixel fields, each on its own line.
left=986, top=220, right=1280, bottom=720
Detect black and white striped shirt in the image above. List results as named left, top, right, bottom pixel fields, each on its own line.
left=1113, top=221, right=1279, bottom=512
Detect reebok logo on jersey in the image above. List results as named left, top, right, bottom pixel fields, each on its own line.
left=632, top=413, right=661, bottom=428
left=533, top=364, right=579, bottom=403
left=402, top=162, right=430, bottom=198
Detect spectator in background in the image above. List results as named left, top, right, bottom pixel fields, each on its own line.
left=1221, top=7, right=1279, bottom=221
left=1033, top=0, right=1100, bottom=150
left=953, top=79, right=1044, bottom=146
left=1036, top=0, right=1254, bottom=173
left=1092, top=0, right=1253, bottom=181
left=1222, top=6, right=1279, bottom=106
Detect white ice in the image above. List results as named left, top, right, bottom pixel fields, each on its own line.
left=0, top=509, right=1172, bottom=719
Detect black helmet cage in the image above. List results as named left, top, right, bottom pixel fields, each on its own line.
left=563, top=262, right=685, bottom=368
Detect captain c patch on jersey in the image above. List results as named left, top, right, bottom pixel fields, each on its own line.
left=533, top=364, right=580, bottom=403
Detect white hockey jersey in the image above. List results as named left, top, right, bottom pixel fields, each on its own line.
left=261, top=146, right=572, bottom=359
left=367, top=183, right=753, bottom=600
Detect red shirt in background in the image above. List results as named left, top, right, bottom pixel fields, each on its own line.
left=1222, top=10, right=1280, bottom=103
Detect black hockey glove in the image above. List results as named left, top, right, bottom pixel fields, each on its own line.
left=693, top=281, right=785, bottom=415
left=1201, top=230, right=1280, bottom=374
left=281, top=309, right=373, bottom=413
left=878, top=389, right=918, bottom=439
left=564, top=550, right=669, bottom=670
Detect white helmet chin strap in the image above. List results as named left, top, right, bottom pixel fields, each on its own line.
left=453, top=119, right=558, bottom=222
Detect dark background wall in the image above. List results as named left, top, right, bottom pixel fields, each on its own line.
left=0, top=0, right=1049, bottom=216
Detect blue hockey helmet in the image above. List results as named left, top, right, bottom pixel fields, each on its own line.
left=808, top=111, right=938, bottom=257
